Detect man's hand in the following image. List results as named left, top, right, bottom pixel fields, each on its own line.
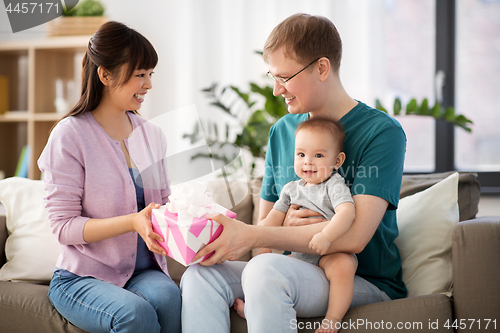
left=193, top=214, right=254, bottom=266
left=283, top=204, right=327, bottom=226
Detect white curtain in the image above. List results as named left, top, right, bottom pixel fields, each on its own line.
left=96, top=0, right=385, bottom=115
left=99, top=0, right=387, bottom=160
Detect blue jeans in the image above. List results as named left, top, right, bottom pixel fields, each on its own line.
left=48, top=269, right=181, bottom=333
left=180, top=253, right=390, bottom=333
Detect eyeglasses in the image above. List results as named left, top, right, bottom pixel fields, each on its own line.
left=266, top=58, right=320, bottom=86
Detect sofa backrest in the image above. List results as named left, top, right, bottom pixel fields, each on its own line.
left=400, top=172, right=480, bottom=222
left=0, top=173, right=481, bottom=276
left=0, top=215, right=6, bottom=267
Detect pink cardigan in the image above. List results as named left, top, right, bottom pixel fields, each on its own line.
left=38, top=111, right=170, bottom=287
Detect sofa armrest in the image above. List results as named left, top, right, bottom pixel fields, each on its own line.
left=452, top=217, right=500, bottom=330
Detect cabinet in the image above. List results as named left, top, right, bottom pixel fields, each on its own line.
left=0, top=36, right=90, bottom=179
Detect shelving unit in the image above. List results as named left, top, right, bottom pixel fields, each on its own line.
left=0, top=36, right=90, bottom=179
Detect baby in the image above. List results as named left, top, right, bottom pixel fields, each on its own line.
left=236, top=117, right=357, bottom=333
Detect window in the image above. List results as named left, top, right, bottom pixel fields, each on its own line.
left=455, top=0, right=500, bottom=172
left=382, top=0, right=499, bottom=192
left=383, top=0, right=436, bottom=172
left=435, top=0, right=500, bottom=192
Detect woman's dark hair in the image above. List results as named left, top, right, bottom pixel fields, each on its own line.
left=53, top=21, right=158, bottom=128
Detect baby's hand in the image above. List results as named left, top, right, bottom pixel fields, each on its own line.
left=309, top=232, right=332, bottom=255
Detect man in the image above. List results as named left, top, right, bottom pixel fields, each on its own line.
left=181, top=13, right=407, bottom=333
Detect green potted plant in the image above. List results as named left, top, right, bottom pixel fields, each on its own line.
left=64, top=0, right=105, bottom=17
left=184, top=80, right=287, bottom=177
left=375, top=97, right=473, bottom=132
left=47, top=0, right=107, bottom=37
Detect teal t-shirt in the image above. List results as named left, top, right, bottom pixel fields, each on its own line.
left=261, top=101, right=407, bottom=300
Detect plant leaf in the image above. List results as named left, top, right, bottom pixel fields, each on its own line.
left=213, top=123, right=219, bottom=139
left=210, top=101, right=231, bottom=114
left=454, top=114, right=473, bottom=132
left=375, top=99, right=387, bottom=113
left=406, top=99, right=418, bottom=114
left=418, top=98, right=429, bottom=115
left=394, top=98, right=402, bottom=116
left=431, top=103, right=442, bottom=118
left=444, top=107, right=455, bottom=121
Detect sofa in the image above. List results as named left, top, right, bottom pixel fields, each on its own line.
left=0, top=172, right=499, bottom=332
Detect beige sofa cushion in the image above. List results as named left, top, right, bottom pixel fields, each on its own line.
left=0, top=178, right=60, bottom=282
left=395, top=173, right=459, bottom=297
left=400, top=171, right=480, bottom=221
left=0, top=281, right=87, bottom=333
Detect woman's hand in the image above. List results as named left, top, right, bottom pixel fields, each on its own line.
left=283, top=204, right=327, bottom=226
left=193, top=214, right=254, bottom=266
left=132, top=203, right=167, bottom=256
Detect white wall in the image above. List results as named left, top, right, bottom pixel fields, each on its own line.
left=478, top=196, right=500, bottom=217
left=98, top=0, right=384, bottom=116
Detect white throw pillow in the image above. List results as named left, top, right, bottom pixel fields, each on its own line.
left=395, top=172, right=459, bottom=298
left=0, top=177, right=60, bottom=282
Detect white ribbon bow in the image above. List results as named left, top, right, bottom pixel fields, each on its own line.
left=166, top=182, right=213, bottom=226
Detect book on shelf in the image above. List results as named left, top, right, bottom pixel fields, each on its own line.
left=0, top=75, right=8, bottom=114
left=14, top=145, right=29, bottom=178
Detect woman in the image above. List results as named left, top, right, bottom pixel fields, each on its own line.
left=38, top=21, right=181, bottom=333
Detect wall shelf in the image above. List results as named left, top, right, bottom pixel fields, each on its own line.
left=0, top=36, right=90, bottom=179
left=0, top=111, right=29, bottom=122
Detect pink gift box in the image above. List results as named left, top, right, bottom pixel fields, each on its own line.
left=151, top=203, right=236, bottom=266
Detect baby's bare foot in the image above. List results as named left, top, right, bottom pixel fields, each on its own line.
left=233, top=298, right=245, bottom=319
left=315, top=317, right=341, bottom=333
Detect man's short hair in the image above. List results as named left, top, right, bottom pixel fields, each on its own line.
left=263, top=13, right=343, bottom=72
left=296, top=117, right=346, bottom=152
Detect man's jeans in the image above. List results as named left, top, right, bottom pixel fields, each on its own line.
left=181, top=253, right=390, bottom=333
